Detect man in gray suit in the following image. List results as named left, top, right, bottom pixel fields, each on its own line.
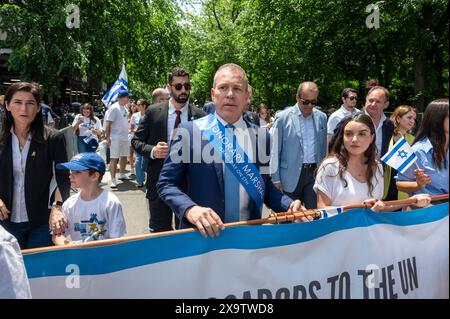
left=271, top=81, right=327, bottom=209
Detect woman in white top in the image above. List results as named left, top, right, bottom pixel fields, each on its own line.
left=314, top=114, right=430, bottom=214
left=72, top=103, right=103, bottom=153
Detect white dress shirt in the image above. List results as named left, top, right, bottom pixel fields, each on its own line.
left=298, top=107, right=317, bottom=164
left=10, top=128, right=32, bottom=223
left=364, top=109, right=386, bottom=155
left=215, top=113, right=257, bottom=221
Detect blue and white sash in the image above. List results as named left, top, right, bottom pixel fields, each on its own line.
left=195, top=114, right=265, bottom=210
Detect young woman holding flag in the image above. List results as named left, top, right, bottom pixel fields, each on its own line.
left=314, top=114, right=430, bottom=214
left=396, top=99, right=449, bottom=196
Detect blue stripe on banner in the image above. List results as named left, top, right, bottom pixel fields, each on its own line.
left=322, top=210, right=328, bottom=219
left=381, top=137, right=406, bottom=162
left=24, top=203, right=449, bottom=278
left=397, top=153, right=417, bottom=173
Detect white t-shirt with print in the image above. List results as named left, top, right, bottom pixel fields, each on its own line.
left=72, top=115, right=103, bottom=140
left=104, top=102, right=129, bottom=141
left=313, top=157, right=384, bottom=207
left=62, top=190, right=126, bottom=242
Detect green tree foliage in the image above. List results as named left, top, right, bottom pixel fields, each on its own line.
left=180, top=0, right=449, bottom=111
left=0, top=0, right=181, bottom=99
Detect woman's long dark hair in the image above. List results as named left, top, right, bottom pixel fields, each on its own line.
left=0, top=82, right=46, bottom=145
left=79, top=103, right=97, bottom=123
left=327, top=114, right=380, bottom=197
left=413, top=98, right=449, bottom=170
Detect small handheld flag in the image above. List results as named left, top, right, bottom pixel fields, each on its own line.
left=381, top=136, right=417, bottom=173
left=101, top=59, right=128, bottom=108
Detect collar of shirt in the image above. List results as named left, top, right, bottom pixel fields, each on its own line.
left=364, top=109, right=386, bottom=130
left=293, top=103, right=314, bottom=119
left=340, top=104, right=359, bottom=115
left=415, top=137, right=433, bottom=153
left=169, top=100, right=189, bottom=116
left=214, top=112, right=246, bottom=130
left=10, top=127, right=32, bottom=143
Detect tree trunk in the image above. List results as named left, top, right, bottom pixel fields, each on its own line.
left=414, top=53, right=427, bottom=112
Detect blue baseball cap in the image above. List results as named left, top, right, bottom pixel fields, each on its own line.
left=117, top=89, right=132, bottom=98
left=56, top=153, right=106, bottom=174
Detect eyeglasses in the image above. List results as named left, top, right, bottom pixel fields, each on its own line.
left=173, top=83, right=192, bottom=91
left=300, top=98, right=317, bottom=106
left=347, top=96, right=357, bottom=101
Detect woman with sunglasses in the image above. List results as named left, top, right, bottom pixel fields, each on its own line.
left=383, top=105, right=417, bottom=200
left=314, top=114, right=430, bottom=216
left=72, top=103, right=103, bottom=153
left=257, top=103, right=272, bottom=129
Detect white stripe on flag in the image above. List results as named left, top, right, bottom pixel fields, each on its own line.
left=319, top=207, right=344, bottom=219
left=381, top=136, right=418, bottom=174
left=102, top=59, right=128, bottom=108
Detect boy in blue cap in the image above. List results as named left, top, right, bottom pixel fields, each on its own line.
left=53, top=153, right=126, bottom=245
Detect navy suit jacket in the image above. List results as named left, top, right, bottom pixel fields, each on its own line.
left=157, top=116, right=293, bottom=229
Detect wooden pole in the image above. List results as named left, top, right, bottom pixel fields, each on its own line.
left=21, top=194, right=448, bottom=255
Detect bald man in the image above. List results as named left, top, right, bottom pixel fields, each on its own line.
left=271, top=81, right=327, bottom=209
left=151, top=88, right=169, bottom=104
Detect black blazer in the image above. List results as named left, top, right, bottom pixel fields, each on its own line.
left=0, top=127, right=71, bottom=228
left=131, top=102, right=207, bottom=198
left=328, top=111, right=394, bottom=158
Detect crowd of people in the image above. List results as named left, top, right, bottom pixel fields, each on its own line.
left=0, top=64, right=448, bottom=252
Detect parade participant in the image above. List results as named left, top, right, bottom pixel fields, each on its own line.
left=71, top=103, right=103, bottom=153
left=314, top=114, right=430, bottom=213
left=53, top=153, right=126, bottom=245
left=132, top=68, right=206, bottom=232
left=157, top=63, right=310, bottom=238
left=0, top=82, right=71, bottom=249
left=396, top=98, right=449, bottom=196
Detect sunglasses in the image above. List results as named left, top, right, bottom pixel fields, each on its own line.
left=300, top=98, right=317, bottom=106
left=173, top=83, right=192, bottom=91
left=347, top=96, right=358, bottom=101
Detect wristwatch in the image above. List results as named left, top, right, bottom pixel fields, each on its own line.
left=52, top=201, right=63, bottom=208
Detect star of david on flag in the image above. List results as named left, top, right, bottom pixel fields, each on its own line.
left=381, top=136, right=418, bottom=173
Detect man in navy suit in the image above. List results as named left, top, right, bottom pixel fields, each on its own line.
left=157, top=64, right=310, bottom=238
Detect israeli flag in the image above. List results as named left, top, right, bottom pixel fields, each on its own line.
left=320, top=207, right=343, bottom=219
left=101, top=59, right=128, bottom=108
left=381, top=136, right=417, bottom=173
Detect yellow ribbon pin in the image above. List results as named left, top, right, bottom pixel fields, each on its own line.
left=32, top=151, right=36, bottom=157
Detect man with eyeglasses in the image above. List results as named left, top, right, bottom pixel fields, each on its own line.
left=271, top=81, right=327, bottom=209
left=131, top=67, right=206, bottom=233
left=326, top=88, right=359, bottom=147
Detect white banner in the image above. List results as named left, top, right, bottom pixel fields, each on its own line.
left=24, top=203, right=449, bottom=299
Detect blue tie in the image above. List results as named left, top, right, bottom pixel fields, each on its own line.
left=224, top=124, right=240, bottom=222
